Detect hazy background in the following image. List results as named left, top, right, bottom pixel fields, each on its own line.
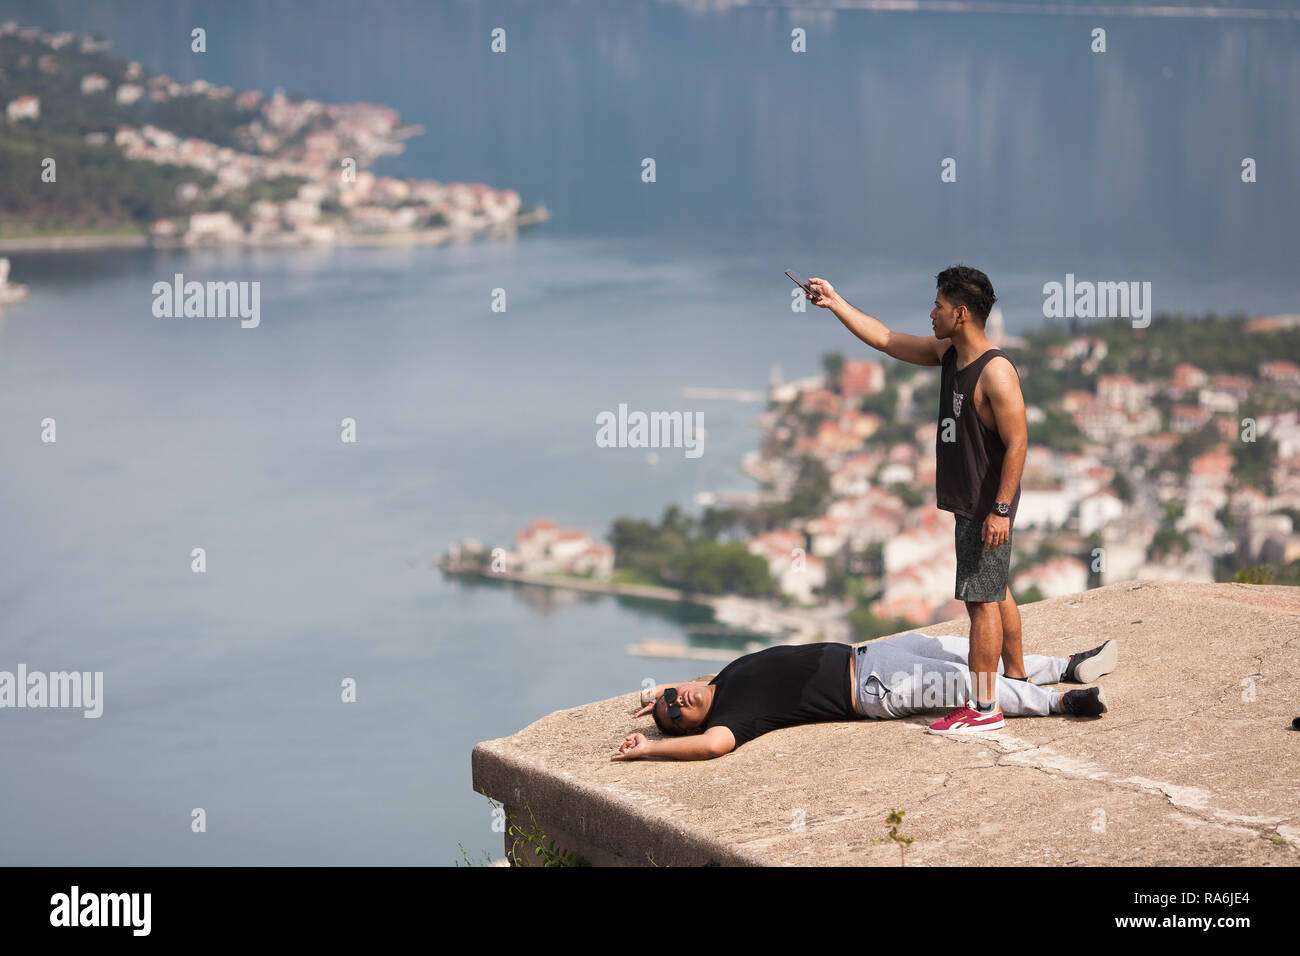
left=0, top=0, right=1295, bottom=864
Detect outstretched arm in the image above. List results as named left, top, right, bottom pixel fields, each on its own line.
left=611, top=726, right=736, bottom=761
left=806, top=277, right=946, bottom=367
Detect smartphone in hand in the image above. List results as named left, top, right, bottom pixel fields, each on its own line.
left=786, top=271, right=818, bottom=299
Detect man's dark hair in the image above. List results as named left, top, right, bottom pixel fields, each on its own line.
left=935, top=264, right=997, bottom=324
left=652, top=696, right=691, bottom=737
left=650, top=697, right=712, bottom=738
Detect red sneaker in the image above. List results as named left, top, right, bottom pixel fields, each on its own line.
left=927, top=702, right=1005, bottom=735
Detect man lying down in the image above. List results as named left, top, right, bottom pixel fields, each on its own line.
left=611, top=631, right=1118, bottom=761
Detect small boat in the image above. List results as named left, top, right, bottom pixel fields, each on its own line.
left=625, top=640, right=741, bottom=662
left=0, top=258, right=29, bottom=306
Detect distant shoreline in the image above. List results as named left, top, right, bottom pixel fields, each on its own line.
left=437, top=561, right=849, bottom=643
left=0, top=233, right=149, bottom=252
left=0, top=206, right=549, bottom=254
left=438, top=561, right=720, bottom=609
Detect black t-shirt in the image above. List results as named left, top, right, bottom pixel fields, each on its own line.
left=702, top=643, right=857, bottom=749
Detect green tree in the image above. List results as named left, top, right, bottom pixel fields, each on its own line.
left=1232, top=433, right=1278, bottom=496
left=1150, top=527, right=1190, bottom=560
left=659, top=503, right=696, bottom=539
left=1034, top=538, right=1064, bottom=563
left=1027, top=406, right=1086, bottom=454
left=888, top=482, right=924, bottom=510
left=1110, top=470, right=1134, bottom=503
left=609, top=517, right=682, bottom=581
left=818, top=560, right=850, bottom=600
left=858, top=384, right=899, bottom=419
left=1163, top=421, right=1220, bottom=473
left=1232, top=565, right=1274, bottom=585
left=673, top=541, right=771, bottom=597
left=1016, top=584, right=1046, bottom=604
left=848, top=601, right=914, bottom=642
left=1216, top=503, right=1237, bottom=535
left=699, top=505, right=746, bottom=540
left=758, top=456, right=830, bottom=526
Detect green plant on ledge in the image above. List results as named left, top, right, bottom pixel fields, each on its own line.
left=456, top=842, right=494, bottom=867
left=456, top=799, right=591, bottom=867
left=872, top=809, right=915, bottom=866
left=508, top=801, right=591, bottom=867
left=1232, top=565, right=1275, bottom=585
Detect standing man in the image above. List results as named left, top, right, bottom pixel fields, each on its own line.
left=806, top=265, right=1028, bottom=734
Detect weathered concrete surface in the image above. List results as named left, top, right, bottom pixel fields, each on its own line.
left=471, top=580, right=1300, bottom=866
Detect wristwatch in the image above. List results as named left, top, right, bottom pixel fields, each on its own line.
left=993, top=501, right=1011, bottom=517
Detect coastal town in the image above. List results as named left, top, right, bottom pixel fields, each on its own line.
left=6, top=28, right=1296, bottom=646
left=442, top=307, right=1300, bottom=647
left=0, top=22, right=546, bottom=251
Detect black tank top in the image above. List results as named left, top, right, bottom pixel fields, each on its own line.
left=935, top=345, right=1021, bottom=525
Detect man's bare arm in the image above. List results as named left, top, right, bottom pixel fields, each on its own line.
left=984, top=359, right=1028, bottom=506
left=611, top=726, right=736, bottom=761
left=806, top=277, right=946, bottom=367
left=650, top=727, right=735, bottom=759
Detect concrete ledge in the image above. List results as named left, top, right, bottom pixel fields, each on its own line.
left=471, top=580, right=1300, bottom=866
left=473, top=745, right=770, bottom=866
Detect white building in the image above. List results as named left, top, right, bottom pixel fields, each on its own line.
left=511, top=518, right=613, bottom=579
left=116, top=83, right=144, bottom=105
left=6, top=95, right=40, bottom=121
left=282, top=198, right=321, bottom=225
left=1095, top=530, right=1149, bottom=585
left=1013, top=557, right=1090, bottom=599
left=805, top=515, right=848, bottom=559
left=882, top=520, right=950, bottom=576
left=1096, top=374, right=1155, bottom=414
left=1014, top=483, right=1075, bottom=530
left=774, top=557, right=826, bottom=604
left=876, top=461, right=914, bottom=486
left=184, top=211, right=243, bottom=244
left=1197, top=387, right=1238, bottom=415
left=1077, top=488, right=1126, bottom=536
left=746, top=530, right=825, bottom=604
left=570, top=544, right=614, bottom=579
left=1133, top=553, right=1215, bottom=583
left=829, top=454, right=877, bottom=498
left=880, top=526, right=940, bottom=578
left=880, top=549, right=957, bottom=613
left=1258, top=411, right=1300, bottom=458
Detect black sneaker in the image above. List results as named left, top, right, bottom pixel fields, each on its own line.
left=1061, top=686, right=1108, bottom=717
left=1063, top=639, right=1118, bottom=683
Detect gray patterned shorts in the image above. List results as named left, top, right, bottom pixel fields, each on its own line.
left=954, top=512, right=1012, bottom=603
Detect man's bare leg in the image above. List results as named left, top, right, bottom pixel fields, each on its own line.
left=966, top=599, right=1003, bottom=707
left=998, top=589, right=1027, bottom=680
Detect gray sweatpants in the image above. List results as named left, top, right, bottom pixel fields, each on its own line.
left=853, top=631, right=1065, bottom=719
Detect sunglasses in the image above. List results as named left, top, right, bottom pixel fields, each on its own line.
left=660, top=687, right=682, bottom=722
